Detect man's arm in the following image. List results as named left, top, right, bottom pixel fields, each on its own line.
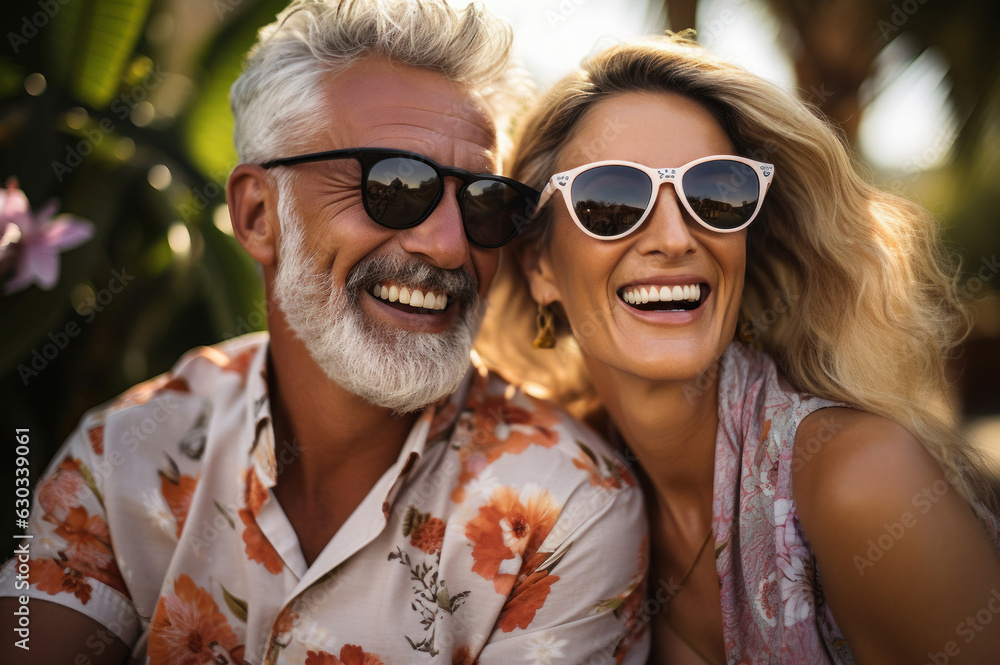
left=0, top=597, right=130, bottom=664
left=0, top=414, right=141, bottom=663
left=793, top=407, right=1000, bottom=664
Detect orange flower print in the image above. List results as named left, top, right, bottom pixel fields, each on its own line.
left=759, top=418, right=772, bottom=446
left=87, top=426, right=104, bottom=455
left=239, top=508, right=283, bottom=575
left=148, top=574, right=242, bottom=665
left=244, top=468, right=269, bottom=517
left=43, top=505, right=127, bottom=596
left=238, top=468, right=282, bottom=574
left=160, top=375, right=191, bottom=393
left=51, top=505, right=108, bottom=554
left=402, top=506, right=446, bottom=555
left=412, top=517, right=445, bottom=554
left=571, top=441, right=636, bottom=491
left=452, top=645, right=478, bottom=665
left=114, top=373, right=190, bottom=411
left=267, top=606, right=298, bottom=654
left=305, top=645, right=385, bottom=665
left=161, top=473, right=199, bottom=538
left=451, top=395, right=562, bottom=503
left=37, top=456, right=84, bottom=517
left=36, top=501, right=129, bottom=599
left=272, top=606, right=298, bottom=637
left=496, top=550, right=561, bottom=632
left=223, top=346, right=257, bottom=378
left=465, top=487, right=560, bottom=594
left=31, top=557, right=93, bottom=604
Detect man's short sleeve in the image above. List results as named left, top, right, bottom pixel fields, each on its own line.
left=0, top=413, right=141, bottom=646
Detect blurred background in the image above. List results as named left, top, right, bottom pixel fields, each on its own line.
left=1, top=0, right=999, bottom=518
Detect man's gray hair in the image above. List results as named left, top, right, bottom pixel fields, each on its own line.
left=231, top=0, right=531, bottom=164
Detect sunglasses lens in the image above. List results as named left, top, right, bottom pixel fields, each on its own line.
left=682, top=160, right=760, bottom=230
left=462, top=180, right=529, bottom=248
left=365, top=157, right=440, bottom=227
left=570, top=165, right=652, bottom=237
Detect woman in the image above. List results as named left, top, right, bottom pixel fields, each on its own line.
left=479, top=34, right=1000, bottom=663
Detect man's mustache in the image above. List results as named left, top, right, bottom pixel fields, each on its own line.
left=345, top=253, right=479, bottom=307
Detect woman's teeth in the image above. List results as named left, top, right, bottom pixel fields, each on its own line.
left=622, top=284, right=701, bottom=305
left=372, top=282, right=448, bottom=310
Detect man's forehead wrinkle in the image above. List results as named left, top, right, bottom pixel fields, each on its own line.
left=368, top=132, right=497, bottom=171
left=361, top=105, right=495, bottom=149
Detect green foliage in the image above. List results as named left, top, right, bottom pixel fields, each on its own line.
left=0, top=0, right=279, bottom=474
left=50, top=0, right=154, bottom=108
left=184, top=0, right=292, bottom=179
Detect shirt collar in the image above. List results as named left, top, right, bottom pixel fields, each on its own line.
left=244, top=335, right=472, bottom=493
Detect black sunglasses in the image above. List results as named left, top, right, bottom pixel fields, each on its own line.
left=261, top=148, right=540, bottom=248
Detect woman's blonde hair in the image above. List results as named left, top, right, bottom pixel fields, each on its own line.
left=478, top=32, right=998, bottom=511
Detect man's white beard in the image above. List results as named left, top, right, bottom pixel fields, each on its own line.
left=272, top=175, right=483, bottom=413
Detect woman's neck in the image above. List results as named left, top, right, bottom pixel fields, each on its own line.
left=587, top=356, right=721, bottom=533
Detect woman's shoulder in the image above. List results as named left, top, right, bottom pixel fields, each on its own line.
left=788, top=408, right=1000, bottom=662
left=791, top=408, right=938, bottom=519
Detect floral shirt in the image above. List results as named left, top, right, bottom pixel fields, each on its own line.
left=1, top=332, right=649, bottom=665
left=713, top=343, right=1000, bottom=664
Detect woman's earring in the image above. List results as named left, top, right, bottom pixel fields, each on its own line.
left=533, top=303, right=557, bottom=349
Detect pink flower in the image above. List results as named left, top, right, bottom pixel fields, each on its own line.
left=1, top=179, right=93, bottom=294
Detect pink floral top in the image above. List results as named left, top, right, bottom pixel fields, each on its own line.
left=712, top=343, right=1000, bottom=663
left=1, top=332, right=649, bottom=664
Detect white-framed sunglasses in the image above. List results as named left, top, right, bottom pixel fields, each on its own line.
left=536, top=155, right=775, bottom=240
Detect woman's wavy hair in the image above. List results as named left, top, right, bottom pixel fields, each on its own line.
left=478, top=32, right=998, bottom=512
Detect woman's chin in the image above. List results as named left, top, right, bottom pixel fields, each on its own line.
left=595, top=337, right=732, bottom=387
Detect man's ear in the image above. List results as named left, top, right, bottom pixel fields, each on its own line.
left=516, top=241, right=562, bottom=306
left=227, top=164, right=280, bottom=266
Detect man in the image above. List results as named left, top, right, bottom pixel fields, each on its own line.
left=0, top=1, right=648, bottom=663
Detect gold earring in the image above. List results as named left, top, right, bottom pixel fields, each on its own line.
left=533, top=303, right=557, bottom=349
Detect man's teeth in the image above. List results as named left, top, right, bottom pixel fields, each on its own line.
left=372, top=283, right=448, bottom=310
left=622, top=284, right=701, bottom=305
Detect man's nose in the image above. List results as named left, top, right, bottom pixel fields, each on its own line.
left=397, top=180, right=471, bottom=271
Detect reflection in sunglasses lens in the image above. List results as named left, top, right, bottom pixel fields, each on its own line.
left=682, top=160, right=758, bottom=229
left=463, top=180, right=526, bottom=247
left=366, top=157, right=439, bottom=227
left=571, top=166, right=652, bottom=237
